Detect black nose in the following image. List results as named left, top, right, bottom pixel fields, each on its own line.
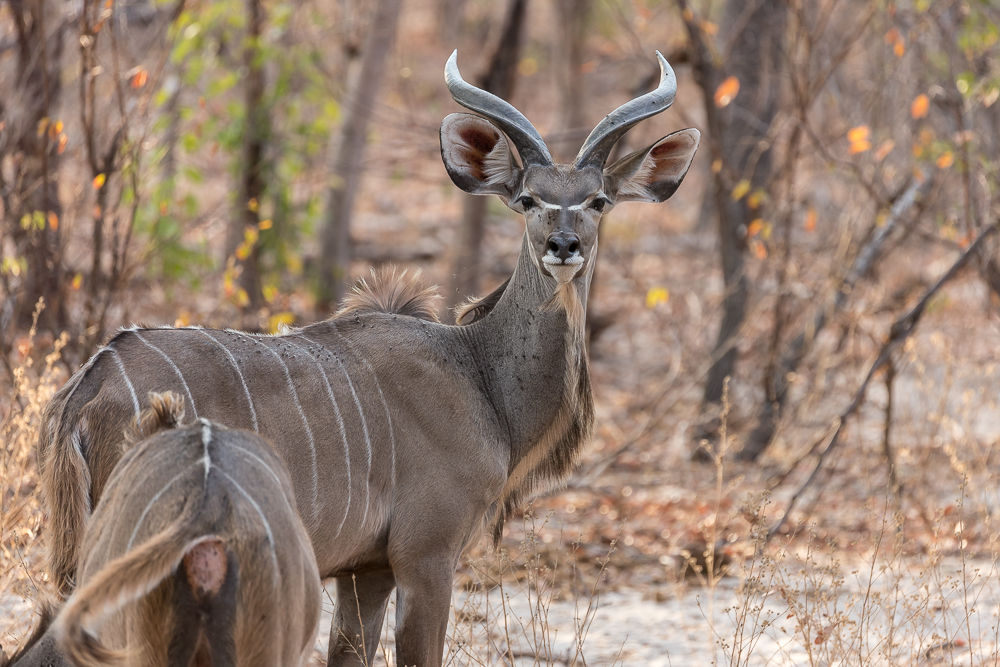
left=546, top=234, right=580, bottom=261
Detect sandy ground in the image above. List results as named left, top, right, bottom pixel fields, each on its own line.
left=4, top=553, right=998, bottom=666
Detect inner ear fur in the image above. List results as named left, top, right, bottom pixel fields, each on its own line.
left=440, top=113, right=521, bottom=198
left=605, top=128, right=700, bottom=203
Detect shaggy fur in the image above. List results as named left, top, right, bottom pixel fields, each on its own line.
left=126, top=392, right=185, bottom=445
left=337, top=267, right=441, bottom=322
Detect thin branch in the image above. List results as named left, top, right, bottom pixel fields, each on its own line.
left=767, top=220, right=1000, bottom=540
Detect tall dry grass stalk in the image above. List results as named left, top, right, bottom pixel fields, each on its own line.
left=1, top=304, right=66, bottom=647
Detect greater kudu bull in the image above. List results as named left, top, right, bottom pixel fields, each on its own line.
left=7, top=393, right=320, bottom=667
left=37, top=51, right=699, bottom=666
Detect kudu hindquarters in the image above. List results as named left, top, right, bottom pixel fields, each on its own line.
left=10, top=394, right=320, bottom=667
left=38, top=52, right=699, bottom=667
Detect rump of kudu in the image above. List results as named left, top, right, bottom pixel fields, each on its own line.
left=65, top=424, right=319, bottom=667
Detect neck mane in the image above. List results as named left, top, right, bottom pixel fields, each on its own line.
left=462, top=233, right=596, bottom=541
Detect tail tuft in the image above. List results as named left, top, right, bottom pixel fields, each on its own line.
left=337, top=267, right=441, bottom=322
left=128, top=392, right=185, bottom=445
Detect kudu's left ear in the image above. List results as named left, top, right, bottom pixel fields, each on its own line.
left=440, top=113, right=521, bottom=200
left=604, top=128, right=700, bottom=203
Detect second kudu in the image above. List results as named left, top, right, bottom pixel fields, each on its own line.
left=38, top=51, right=698, bottom=666
left=6, top=393, right=320, bottom=667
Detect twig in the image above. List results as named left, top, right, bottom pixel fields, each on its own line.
left=766, top=220, right=1000, bottom=540
left=749, top=173, right=935, bottom=463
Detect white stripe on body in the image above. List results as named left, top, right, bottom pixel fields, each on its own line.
left=283, top=338, right=353, bottom=538
left=223, top=442, right=284, bottom=490
left=217, top=468, right=280, bottom=584
left=56, top=346, right=110, bottom=423
left=199, top=419, right=213, bottom=482
left=131, top=331, right=199, bottom=420
left=221, top=441, right=300, bottom=531
left=101, top=448, right=177, bottom=564
left=326, top=327, right=397, bottom=492
left=126, top=465, right=197, bottom=550
left=198, top=329, right=259, bottom=431
left=300, top=332, right=373, bottom=529
left=110, top=349, right=141, bottom=422
left=243, top=335, right=319, bottom=515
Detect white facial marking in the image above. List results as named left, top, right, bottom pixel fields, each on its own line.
left=542, top=253, right=584, bottom=284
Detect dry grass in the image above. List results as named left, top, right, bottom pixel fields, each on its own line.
left=1, top=305, right=65, bottom=649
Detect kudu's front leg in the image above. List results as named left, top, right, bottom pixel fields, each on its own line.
left=327, top=570, right=396, bottom=667
left=393, top=558, right=454, bottom=667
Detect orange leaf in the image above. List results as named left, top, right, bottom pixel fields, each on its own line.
left=57, top=133, right=68, bottom=154
left=911, top=94, right=929, bottom=119
left=752, top=240, right=767, bottom=259
left=847, top=126, right=870, bottom=143
left=747, top=219, right=764, bottom=237
left=804, top=208, right=817, bottom=232
left=47, top=211, right=59, bottom=231
left=258, top=219, right=273, bottom=230
left=131, top=68, right=148, bottom=89
left=714, top=76, right=740, bottom=108
left=849, top=139, right=871, bottom=155
left=71, top=273, right=82, bottom=290
left=92, top=173, right=106, bottom=190
left=936, top=151, right=954, bottom=169
left=893, top=40, right=905, bottom=57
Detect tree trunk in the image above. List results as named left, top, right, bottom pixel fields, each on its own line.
left=3, top=0, right=66, bottom=332
left=317, top=0, right=403, bottom=313
left=227, top=0, right=268, bottom=314
left=551, top=0, right=589, bottom=161
left=682, top=0, right=787, bottom=452
left=448, top=0, right=528, bottom=309
left=437, top=0, right=468, bottom=47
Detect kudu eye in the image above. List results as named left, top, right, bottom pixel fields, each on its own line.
left=589, top=196, right=609, bottom=213
left=517, top=195, right=536, bottom=211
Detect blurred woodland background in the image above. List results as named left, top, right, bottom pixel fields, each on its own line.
left=4, top=0, right=1000, bottom=664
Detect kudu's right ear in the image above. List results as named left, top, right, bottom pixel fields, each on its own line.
left=440, top=113, right=521, bottom=200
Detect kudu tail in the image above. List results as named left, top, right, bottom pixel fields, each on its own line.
left=39, top=396, right=93, bottom=599
left=53, top=512, right=224, bottom=667
left=127, top=391, right=185, bottom=444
